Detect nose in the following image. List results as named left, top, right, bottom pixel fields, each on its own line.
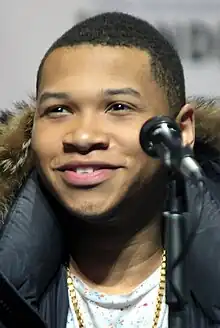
left=62, top=116, right=110, bottom=154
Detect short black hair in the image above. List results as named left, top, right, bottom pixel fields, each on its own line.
left=36, top=12, right=185, bottom=115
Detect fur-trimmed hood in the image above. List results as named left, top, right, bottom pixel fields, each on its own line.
left=1, top=97, right=220, bottom=222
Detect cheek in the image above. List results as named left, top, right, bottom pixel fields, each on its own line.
left=31, top=122, right=62, bottom=165
left=136, top=150, right=161, bottom=184
left=118, top=130, right=160, bottom=180
left=140, top=157, right=161, bottom=181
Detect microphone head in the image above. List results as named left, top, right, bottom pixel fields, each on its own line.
left=139, top=116, right=181, bottom=157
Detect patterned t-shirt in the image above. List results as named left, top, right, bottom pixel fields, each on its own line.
left=66, top=267, right=168, bottom=327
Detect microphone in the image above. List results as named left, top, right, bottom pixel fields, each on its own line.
left=139, top=116, right=203, bottom=183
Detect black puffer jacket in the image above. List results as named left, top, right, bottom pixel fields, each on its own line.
left=1, top=98, right=220, bottom=327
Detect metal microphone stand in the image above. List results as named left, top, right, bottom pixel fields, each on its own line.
left=163, top=172, right=190, bottom=328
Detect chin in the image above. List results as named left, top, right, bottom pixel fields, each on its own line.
left=39, top=170, right=132, bottom=224
left=60, top=198, right=122, bottom=225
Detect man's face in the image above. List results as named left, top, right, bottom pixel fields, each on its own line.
left=32, top=45, right=170, bottom=218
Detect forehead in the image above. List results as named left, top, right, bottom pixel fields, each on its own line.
left=38, top=45, right=167, bottom=107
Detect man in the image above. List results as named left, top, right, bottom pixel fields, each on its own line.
left=1, top=11, right=220, bottom=328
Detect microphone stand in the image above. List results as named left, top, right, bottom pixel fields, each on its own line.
left=163, top=172, right=190, bottom=328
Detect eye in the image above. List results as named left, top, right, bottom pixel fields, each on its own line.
left=106, top=103, right=133, bottom=113
left=45, top=106, right=72, bottom=117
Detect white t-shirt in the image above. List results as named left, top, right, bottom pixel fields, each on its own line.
left=66, top=267, right=168, bottom=327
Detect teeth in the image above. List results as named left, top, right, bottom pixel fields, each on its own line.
left=75, top=167, right=95, bottom=174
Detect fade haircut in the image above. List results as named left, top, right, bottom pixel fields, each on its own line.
left=36, top=12, right=185, bottom=116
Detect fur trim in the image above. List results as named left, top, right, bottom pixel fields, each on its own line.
left=0, top=97, right=220, bottom=222
left=0, top=102, right=34, bottom=221
left=189, top=97, right=220, bottom=149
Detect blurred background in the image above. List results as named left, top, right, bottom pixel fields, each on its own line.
left=0, top=0, right=220, bottom=109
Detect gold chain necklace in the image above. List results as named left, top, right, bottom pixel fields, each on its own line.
left=67, top=250, right=166, bottom=328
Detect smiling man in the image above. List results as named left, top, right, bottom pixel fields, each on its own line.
left=1, top=11, right=220, bottom=328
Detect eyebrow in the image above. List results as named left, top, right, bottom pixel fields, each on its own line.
left=38, top=92, right=71, bottom=105
left=38, top=88, right=141, bottom=105
left=103, top=88, right=141, bottom=98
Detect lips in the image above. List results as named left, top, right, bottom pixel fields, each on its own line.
left=56, top=162, right=120, bottom=187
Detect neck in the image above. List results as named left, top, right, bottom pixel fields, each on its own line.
left=70, top=217, right=162, bottom=294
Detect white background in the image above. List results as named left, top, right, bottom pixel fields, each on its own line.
left=1, top=0, right=220, bottom=109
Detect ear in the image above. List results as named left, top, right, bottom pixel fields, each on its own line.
left=176, top=103, right=195, bottom=148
